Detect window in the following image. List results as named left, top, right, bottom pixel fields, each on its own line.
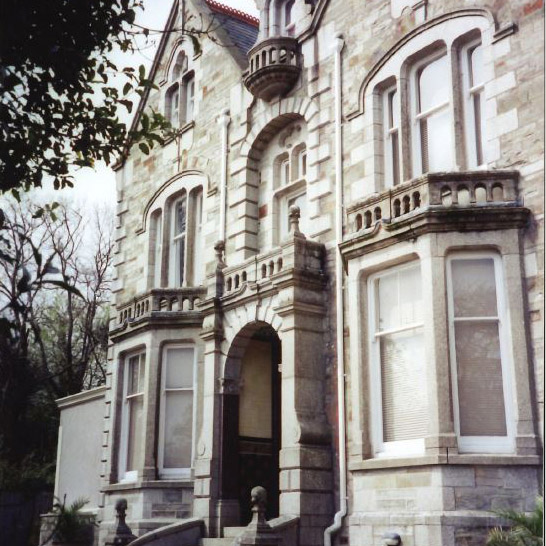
left=170, top=195, right=187, bottom=287
left=165, top=51, right=195, bottom=127
left=412, top=53, right=453, bottom=174
left=120, top=352, right=146, bottom=481
left=158, top=346, right=195, bottom=477
left=184, top=74, right=195, bottom=123
left=167, top=188, right=203, bottom=287
left=462, top=42, right=485, bottom=167
left=152, top=212, right=163, bottom=287
left=192, top=189, right=203, bottom=285
left=368, top=262, right=427, bottom=456
left=446, top=253, right=514, bottom=453
left=383, top=86, right=401, bottom=186
left=368, top=23, right=489, bottom=189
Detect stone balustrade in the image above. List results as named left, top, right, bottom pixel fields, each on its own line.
left=348, top=171, right=520, bottom=234
left=116, top=287, right=207, bottom=325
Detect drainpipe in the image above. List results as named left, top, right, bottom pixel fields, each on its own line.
left=324, top=32, right=347, bottom=546
left=218, top=108, right=230, bottom=243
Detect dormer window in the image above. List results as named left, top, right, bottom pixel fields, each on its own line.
left=165, top=51, right=195, bottom=128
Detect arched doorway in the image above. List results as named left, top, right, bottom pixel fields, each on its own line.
left=220, top=322, right=281, bottom=524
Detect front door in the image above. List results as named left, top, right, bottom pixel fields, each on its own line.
left=220, top=327, right=281, bottom=524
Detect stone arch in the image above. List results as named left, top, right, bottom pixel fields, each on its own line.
left=349, top=8, right=496, bottom=118
left=239, top=97, right=319, bottom=159
left=222, top=320, right=281, bottom=384
left=137, top=170, right=208, bottom=234
left=229, top=97, right=319, bottom=257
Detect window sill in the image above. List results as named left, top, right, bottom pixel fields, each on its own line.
left=103, top=479, right=194, bottom=492
left=349, top=452, right=541, bottom=472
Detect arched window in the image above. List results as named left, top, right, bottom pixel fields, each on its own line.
left=165, top=50, right=196, bottom=127
left=361, top=16, right=489, bottom=191
left=145, top=176, right=205, bottom=289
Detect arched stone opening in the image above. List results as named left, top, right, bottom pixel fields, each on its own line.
left=219, top=321, right=282, bottom=525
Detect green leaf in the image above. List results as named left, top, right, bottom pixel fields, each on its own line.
left=139, top=142, right=149, bottom=155
left=123, top=82, right=132, bottom=96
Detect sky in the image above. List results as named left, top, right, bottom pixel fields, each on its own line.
left=41, top=0, right=259, bottom=208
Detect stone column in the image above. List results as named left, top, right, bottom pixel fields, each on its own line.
left=273, top=227, right=333, bottom=546
left=194, top=241, right=227, bottom=536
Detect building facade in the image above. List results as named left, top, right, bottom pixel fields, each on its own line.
left=51, top=0, right=544, bottom=545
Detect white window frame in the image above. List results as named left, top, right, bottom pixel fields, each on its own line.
left=169, top=194, right=188, bottom=287
left=383, top=84, right=401, bottom=187
left=157, top=344, right=197, bottom=478
left=166, top=83, right=181, bottom=128
left=446, top=252, right=515, bottom=454
left=184, top=74, right=195, bottom=123
left=152, top=212, right=163, bottom=287
left=297, top=148, right=307, bottom=179
left=192, top=189, right=203, bottom=285
left=410, top=50, right=453, bottom=176
left=461, top=41, right=485, bottom=168
left=119, top=350, right=146, bottom=483
left=367, top=261, right=426, bottom=457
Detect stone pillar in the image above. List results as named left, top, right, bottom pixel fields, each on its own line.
left=238, top=487, right=281, bottom=546
left=194, top=241, right=227, bottom=536
left=274, top=232, right=333, bottom=546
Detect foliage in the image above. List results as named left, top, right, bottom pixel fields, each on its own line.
left=487, top=497, right=543, bottom=546
left=0, top=199, right=113, bottom=488
left=0, top=0, right=172, bottom=195
left=50, top=496, right=93, bottom=544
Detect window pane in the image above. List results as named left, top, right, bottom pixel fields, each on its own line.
left=175, top=198, right=187, bottom=235
left=470, top=45, right=483, bottom=87
left=165, top=348, right=194, bottom=388
left=418, top=55, right=449, bottom=112
left=163, top=391, right=193, bottom=468
left=389, top=89, right=399, bottom=129
left=175, top=236, right=185, bottom=286
left=128, top=355, right=141, bottom=395
left=425, top=108, right=453, bottom=171
left=377, top=272, right=398, bottom=331
left=381, top=330, right=428, bottom=442
left=454, top=321, right=507, bottom=436
left=153, top=214, right=162, bottom=286
left=126, top=396, right=144, bottom=471
left=451, top=258, right=498, bottom=317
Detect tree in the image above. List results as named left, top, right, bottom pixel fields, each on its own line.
left=0, top=199, right=113, bottom=479
left=0, top=0, right=172, bottom=195
left=487, top=497, right=543, bottom=546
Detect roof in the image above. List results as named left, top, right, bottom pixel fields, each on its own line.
left=205, top=0, right=259, bottom=56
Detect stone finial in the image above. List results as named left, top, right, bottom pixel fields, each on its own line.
left=237, top=487, right=280, bottom=546
left=250, top=486, right=267, bottom=526
left=288, top=205, right=305, bottom=239
left=105, top=498, right=136, bottom=546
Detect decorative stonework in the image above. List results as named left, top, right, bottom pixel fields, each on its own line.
left=244, top=37, right=302, bottom=101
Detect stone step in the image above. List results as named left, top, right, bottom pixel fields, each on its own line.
left=200, top=538, right=235, bottom=546
left=222, top=526, right=247, bottom=538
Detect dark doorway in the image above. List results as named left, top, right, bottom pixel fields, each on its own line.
left=220, top=324, right=281, bottom=525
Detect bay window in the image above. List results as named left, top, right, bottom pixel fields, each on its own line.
left=120, top=351, right=146, bottom=481
left=446, top=253, right=514, bottom=453
left=372, top=29, right=488, bottom=189
left=158, top=345, right=195, bottom=477
left=368, top=262, right=428, bottom=456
